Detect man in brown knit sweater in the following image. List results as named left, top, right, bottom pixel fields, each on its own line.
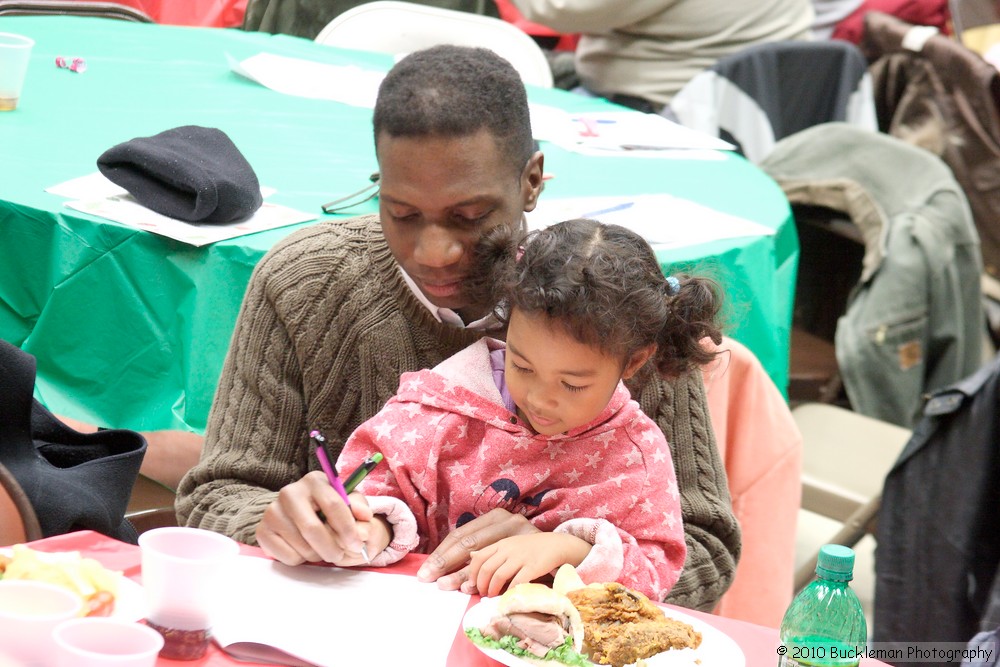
left=175, top=45, right=740, bottom=610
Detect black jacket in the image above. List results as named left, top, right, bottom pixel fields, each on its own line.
left=874, top=354, right=1000, bottom=665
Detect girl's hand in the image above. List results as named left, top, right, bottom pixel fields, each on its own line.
left=418, top=508, right=540, bottom=587
left=461, top=532, right=592, bottom=597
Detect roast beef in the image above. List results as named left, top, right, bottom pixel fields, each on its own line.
left=483, top=611, right=569, bottom=657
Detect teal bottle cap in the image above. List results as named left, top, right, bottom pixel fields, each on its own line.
left=816, top=544, right=855, bottom=581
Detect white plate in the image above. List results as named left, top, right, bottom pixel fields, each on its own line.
left=0, top=548, right=146, bottom=622
left=463, top=596, right=745, bottom=667
left=104, top=577, right=146, bottom=622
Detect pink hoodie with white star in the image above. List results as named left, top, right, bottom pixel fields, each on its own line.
left=337, top=338, right=686, bottom=601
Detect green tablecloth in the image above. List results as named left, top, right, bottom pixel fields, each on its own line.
left=0, top=16, right=796, bottom=432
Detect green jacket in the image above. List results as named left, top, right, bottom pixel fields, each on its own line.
left=762, top=122, right=984, bottom=427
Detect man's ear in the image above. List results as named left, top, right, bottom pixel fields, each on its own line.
left=521, top=151, right=545, bottom=212
left=622, top=345, right=657, bottom=380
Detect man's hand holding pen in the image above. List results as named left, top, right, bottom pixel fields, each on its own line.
left=254, top=432, right=388, bottom=567
left=313, top=431, right=393, bottom=567
left=312, top=430, right=371, bottom=564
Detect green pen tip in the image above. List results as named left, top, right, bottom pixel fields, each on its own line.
left=372, top=453, right=384, bottom=463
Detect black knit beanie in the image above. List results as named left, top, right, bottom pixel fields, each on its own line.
left=97, top=125, right=263, bottom=224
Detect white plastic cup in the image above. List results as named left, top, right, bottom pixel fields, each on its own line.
left=53, top=617, right=164, bottom=667
left=0, top=32, right=34, bottom=111
left=138, top=527, right=239, bottom=660
left=0, top=580, right=84, bottom=665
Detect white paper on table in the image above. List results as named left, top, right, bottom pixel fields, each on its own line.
left=526, top=194, right=774, bottom=248
left=49, top=172, right=303, bottom=246
left=529, top=105, right=735, bottom=157
left=567, top=146, right=728, bottom=160
left=63, top=197, right=316, bottom=246
left=227, top=52, right=385, bottom=108
left=212, top=556, right=471, bottom=667
left=46, top=171, right=130, bottom=199
left=46, top=172, right=277, bottom=200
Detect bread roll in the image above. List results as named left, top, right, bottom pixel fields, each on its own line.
left=497, top=583, right=585, bottom=653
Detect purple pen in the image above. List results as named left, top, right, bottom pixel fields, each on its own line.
left=311, top=429, right=351, bottom=507
left=310, top=429, right=370, bottom=563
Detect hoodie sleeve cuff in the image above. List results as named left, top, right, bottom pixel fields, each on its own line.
left=365, top=496, right=419, bottom=567
left=554, top=518, right=624, bottom=584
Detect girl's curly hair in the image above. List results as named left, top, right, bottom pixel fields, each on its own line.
left=466, top=218, right=723, bottom=378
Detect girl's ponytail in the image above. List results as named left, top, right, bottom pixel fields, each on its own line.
left=470, top=219, right=725, bottom=381
left=464, top=224, right=523, bottom=312
left=649, top=275, right=723, bottom=378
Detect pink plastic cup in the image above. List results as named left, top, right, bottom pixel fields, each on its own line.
left=53, top=617, right=164, bottom=667
left=138, top=527, right=239, bottom=660
left=0, top=580, right=83, bottom=665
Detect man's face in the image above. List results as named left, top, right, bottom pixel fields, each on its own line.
left=376, top=129, right=543, bottom=320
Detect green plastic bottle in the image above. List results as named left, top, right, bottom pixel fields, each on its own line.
left=777, top=544, right=868, bottom=667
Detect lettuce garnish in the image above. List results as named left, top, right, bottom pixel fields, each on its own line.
left=465, top=627, right=592, bottom=666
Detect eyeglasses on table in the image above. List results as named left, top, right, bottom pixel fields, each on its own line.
left=321, top=172, right=380, bottom=214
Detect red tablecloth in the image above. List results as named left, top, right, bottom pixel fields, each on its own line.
left=24, top=531, right=892, bottom=667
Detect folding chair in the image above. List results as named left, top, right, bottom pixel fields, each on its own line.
left=786, top=205, right=865, bottom=408
left=125, top=474, right=178, bottom=536
left=0, top=0, right=153, bottom=21
left=314, top=0, right=554, bottom=87
left=243, top=0, right=499, bottom=39
left=668, top=39, right=878, bottom=164
left=950, top=0, right=1000, bottom=44
left=792, top=403, right=910, bottom=593
left=126, top=507, right=178, bottom=534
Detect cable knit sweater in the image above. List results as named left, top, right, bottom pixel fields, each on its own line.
left=341, top=338, right=686, bottom=600
left=175, top=215, right=739, bottom=609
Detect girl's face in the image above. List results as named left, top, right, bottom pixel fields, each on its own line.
left=504, top=309, right=651, bottom=436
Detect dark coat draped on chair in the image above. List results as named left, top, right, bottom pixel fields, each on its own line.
left=874, top=354, right=1000, bottom=666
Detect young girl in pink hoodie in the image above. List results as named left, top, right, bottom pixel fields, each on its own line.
left=334, top=218, right=723, bottom=601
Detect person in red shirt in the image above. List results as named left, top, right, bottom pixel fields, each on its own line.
left=812, top=0, right=950, bottom=42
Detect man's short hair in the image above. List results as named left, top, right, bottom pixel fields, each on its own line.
left=373, top=44, right=534, bottom=176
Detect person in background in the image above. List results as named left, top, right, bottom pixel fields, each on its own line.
left=493, top=0, right=582, bottom=89
left=176, top=44, right=740, bottom=611
left=510, top=0, right=814, bottom=111
left=55, top=416, right=198, bottom=492
left=812, top=0, right=866, bottom=38
left=811, top=0, right=949, bottom=42
left=319, top=219, right=722, bottom=601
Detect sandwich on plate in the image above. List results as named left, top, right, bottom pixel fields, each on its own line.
left=467, top=565, right=703, bottom=667
left=466, top=580, right=590, bottom=666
